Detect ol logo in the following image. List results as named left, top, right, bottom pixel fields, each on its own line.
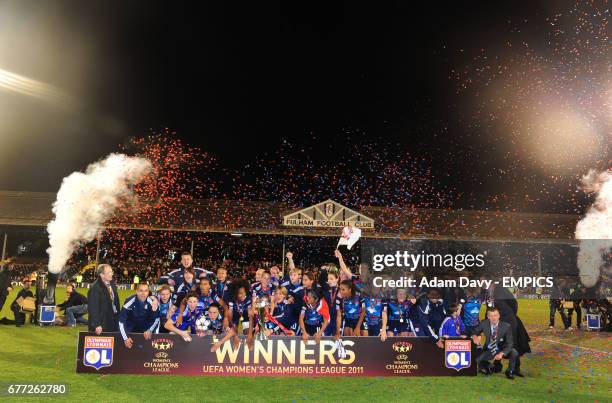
left=83, top=336, right=114, bottom=370
left=444, top=340, right=471, bottom=371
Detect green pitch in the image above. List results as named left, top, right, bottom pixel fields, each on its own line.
left=0, top=288, right=609, bottom=402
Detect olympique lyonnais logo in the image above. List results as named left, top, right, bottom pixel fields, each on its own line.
left=83, top=336, right=114, bottom=370
left=152, top=338, right=174, bottom=350
left=444, top=340, right=471, bottom=371
left=391, top=341, right=413, bottom=353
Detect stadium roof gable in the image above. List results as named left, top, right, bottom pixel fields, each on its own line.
left=282, top=200, right=374, bottom=229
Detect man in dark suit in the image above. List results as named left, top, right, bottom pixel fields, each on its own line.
left=548, top=278, right=569, bottom=329
left=0, top=265, right=11, bottom=313
left=486, top=282, right=530, bottom=374
left=471, top=307, right=521, bottom=379
left=87, top=264, right=120, bottom=334
left=566, top=281, right=584, bottom=330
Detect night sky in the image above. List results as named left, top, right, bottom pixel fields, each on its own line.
left=0, top=1, right=608, bottom=213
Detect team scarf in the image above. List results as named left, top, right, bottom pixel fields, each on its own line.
left=265, top=311, right=292, bottom=335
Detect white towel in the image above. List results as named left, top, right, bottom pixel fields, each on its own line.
left=337, top=226, right=362, bottom=250
left=335, top=339, right=347, bottom=359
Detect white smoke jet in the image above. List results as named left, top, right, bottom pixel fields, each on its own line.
left=575, top=169, right=612, bottom=287
left=46, top=153, right=153, bottom=274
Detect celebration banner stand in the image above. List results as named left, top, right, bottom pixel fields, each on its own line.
left=76, top=332, right=477, bottom=377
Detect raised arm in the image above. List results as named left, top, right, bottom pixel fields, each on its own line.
left=286, top=252, right=295, bottom=270
left=335, top=249, right=351, bottom=279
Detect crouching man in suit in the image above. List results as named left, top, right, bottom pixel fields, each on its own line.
left=471, top=307, right=522, bottom=379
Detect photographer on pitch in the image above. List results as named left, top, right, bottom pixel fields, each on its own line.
left=57, top=284, right=88, bottom=326
left=10, top=278, right=34, bottom=327
left=549, top=278, right=570, bottom=330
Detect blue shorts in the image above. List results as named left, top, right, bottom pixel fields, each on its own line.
left=367, top=323, right=381, bottom=336
left=387, top=319, right=409, bottom=334
left=304, top=323, right=321, bottom=336
left=324, top=320, right=336, bottom=336
left=343, top=318, right=359, bottom=331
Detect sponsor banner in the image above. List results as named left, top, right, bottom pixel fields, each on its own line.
left=76, top=333, right=476, bottom=377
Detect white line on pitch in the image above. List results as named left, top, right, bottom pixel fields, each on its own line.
left=532, top=336, right=612, bottom=355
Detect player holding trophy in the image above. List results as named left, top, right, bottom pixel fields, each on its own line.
left=254, top=294, right=271, bottom=341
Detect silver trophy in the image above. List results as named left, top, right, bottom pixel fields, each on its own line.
left=255, top=296, right=269, bottom=341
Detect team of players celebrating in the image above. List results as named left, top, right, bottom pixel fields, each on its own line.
left=118, top=250, right=486, bottom=353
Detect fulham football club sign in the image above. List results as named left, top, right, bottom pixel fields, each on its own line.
left=282, top=200, right=374, bottom=229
